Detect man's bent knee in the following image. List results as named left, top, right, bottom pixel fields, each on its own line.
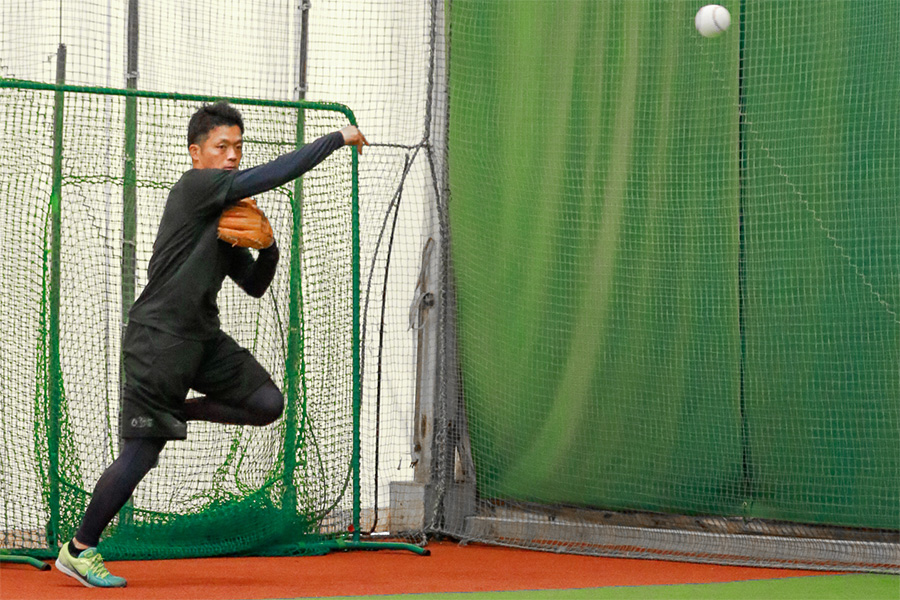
left=250, top=382, right=284, bottom=426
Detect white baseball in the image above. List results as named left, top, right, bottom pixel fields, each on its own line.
left=695, top=4, right=731, bottom=38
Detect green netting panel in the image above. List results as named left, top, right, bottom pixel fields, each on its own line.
left=741, top=1, right=900, bottom=529
left=449, top=0, right=742, bottom=515
left=448, top=0, right=898, bottom=533
left=0, top=82, right=359, bottom=559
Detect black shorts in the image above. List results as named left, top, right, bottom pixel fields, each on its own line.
left=120, top=322, right=272, bottom=440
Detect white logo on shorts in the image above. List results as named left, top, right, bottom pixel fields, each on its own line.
left=130, top=416, right=154, bottom=428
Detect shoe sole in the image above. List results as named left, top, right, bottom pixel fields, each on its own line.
left=55, top=558, right=97, bottom=588
left=56, top=555, right=127, bottom=588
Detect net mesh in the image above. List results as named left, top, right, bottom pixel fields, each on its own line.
left=740, top=1, right=900, bottom=529
left=439, top=0, right=899, bottom=572
left=1, top=0, right=445, bottom=556
left=1, top=84, right=357, bottom=558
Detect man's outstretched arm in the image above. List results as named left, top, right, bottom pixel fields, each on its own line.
left=227, top=126, right=368, bottom=201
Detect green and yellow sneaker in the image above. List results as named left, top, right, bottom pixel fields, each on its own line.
left=56, top=543, right=126, bottom=588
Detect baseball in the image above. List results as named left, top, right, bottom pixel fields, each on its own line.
left=695, top=5, right=731, bottom=38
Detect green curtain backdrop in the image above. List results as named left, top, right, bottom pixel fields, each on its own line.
left=448, top=0, right=898, bottom=529
left=449, top=0, right=743, bottom=515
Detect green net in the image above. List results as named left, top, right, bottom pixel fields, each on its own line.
left=1, top=0, right=446, bottom=558
left=445, top=0, right=899, bottom=566
left=741, top=0, right=900, bottom=529
left=0, top=81, right=359, bottom=559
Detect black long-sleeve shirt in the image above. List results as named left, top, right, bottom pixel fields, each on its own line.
left=128, top=131, right=345, bottom=339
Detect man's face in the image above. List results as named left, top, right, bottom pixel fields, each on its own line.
left=189, top=124, right=243, bottom=170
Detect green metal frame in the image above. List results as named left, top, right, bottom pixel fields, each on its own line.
left=0, top=78, right=426, bottom=558
left=0, top=78, right=355, bottom=118
left=0, top=551, right=50, bottom=571
left=46, top=69, right=66, bottom=555
left=282, top=100, right=306, bottom=537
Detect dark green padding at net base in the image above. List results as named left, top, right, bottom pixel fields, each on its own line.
left=105, top=491, right=324, bottom=559
left=449, top=0, right=898, bottom=530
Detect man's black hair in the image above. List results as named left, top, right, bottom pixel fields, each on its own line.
left=187, top=101, right=244, bottom=147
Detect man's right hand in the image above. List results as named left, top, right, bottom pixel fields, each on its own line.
left=340, top=125, right=369, bottom=154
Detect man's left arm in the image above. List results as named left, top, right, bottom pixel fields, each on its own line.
left=227, top=242, right=280, bottom=298
left=227, top=126, right=368, bottom=201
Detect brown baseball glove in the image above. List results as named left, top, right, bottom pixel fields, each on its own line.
left=217, top=198, right=274, bottom=250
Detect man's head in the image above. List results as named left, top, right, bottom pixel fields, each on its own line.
left=187, top=101, right=244, bottom=170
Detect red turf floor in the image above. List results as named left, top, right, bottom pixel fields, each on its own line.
left=1, top=541, right=838, bottom=599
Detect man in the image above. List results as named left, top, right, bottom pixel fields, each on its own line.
left=55, top=101, right=368, bottom=587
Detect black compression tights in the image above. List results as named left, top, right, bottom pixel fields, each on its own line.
left=74, top=382, right=284, bottom=547
left=74, top=437, right=165, bottom=547
left=183, top=380, right=284, bottom=426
